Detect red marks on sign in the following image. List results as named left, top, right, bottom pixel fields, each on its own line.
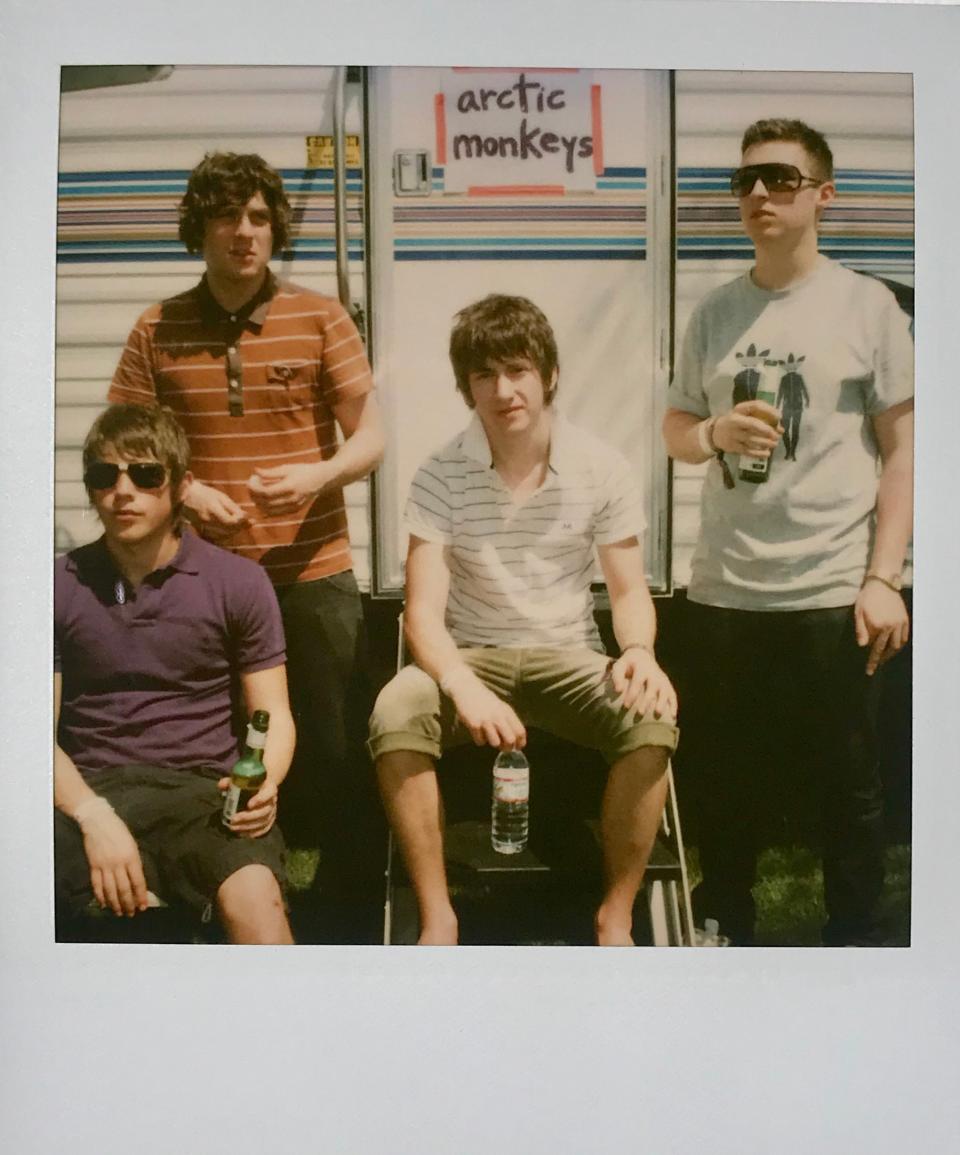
left=435, top=93, right=447, bottom=165
left=467, top=185, right=566, bottom=196
left=591, top=85, right=603, bottom=177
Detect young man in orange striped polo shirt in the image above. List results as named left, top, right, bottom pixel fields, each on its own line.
left=110, top=152, right=385, bottom=940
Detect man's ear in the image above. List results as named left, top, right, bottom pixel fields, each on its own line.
left=816, top=180, right=837, bottom=212
left=176, top=470, right=195, bottom=504
left=545, top=367, right=559, bottom=403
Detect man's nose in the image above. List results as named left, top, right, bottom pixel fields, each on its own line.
left=113, top=470, right=136, bottom=496
left=493, top=373, right=513, bottom=397
left=234, top=212, right=254, bottom=235
left=747, top=177, right=769, bottom=198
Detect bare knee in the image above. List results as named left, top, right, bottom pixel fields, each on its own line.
left=217, top=863, right=292, bottom=944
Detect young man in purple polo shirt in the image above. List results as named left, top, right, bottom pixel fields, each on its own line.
left=55, top=403, right=296, bottom=943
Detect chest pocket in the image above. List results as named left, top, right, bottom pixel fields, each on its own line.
left=265, top=360, right=315, bottom=411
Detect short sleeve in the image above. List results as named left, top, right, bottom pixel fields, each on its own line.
left=404, top=457, right=453, bottom=545
left=666, top=302, right=711, bottom=418
left=865, top=285, right=914, bottom=415
left=227, top=562, right=287, bottom=674
left=593, top=450, right=646, bottom=545
left=317, top=298, right=374, bottom=408
left=109, top=309, right=160, bottom=405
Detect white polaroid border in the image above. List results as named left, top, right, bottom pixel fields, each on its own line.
left=3, top=2, right=959, bottom=1152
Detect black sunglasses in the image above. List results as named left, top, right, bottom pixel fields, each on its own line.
left=84, top=461, right=167, bottom=490
left=730, top=163, right=824, bottom=197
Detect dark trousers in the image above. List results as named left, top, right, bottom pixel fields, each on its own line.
left=684, top=601, right=885, bottom=945
left=274, top=572, right=385, bottom=930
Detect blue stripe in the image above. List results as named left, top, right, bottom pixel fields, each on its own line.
left=57, top=250, right=366, bottom=264
left=58, top=167, right=362, bottom=182
left=594, top=180, right=646, bottom=190
left=600, top=166, right=646, bottom=177
left=395, top=250, right=646, bottom=261
left=395, top=237, right=644, bottom=248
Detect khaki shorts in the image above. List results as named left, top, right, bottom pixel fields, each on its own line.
left=368, top=647, right=679, bottom=766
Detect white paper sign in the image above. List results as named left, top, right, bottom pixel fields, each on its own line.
left=439, top=69, right=599, bottom=192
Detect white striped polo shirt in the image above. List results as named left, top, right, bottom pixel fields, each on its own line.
left=406, top=413, right=645, bottom=650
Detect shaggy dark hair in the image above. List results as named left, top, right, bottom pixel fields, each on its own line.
left=741, top=118, right=834, bottom=183
left=449, top=294, right=559, bottom=407
left=178, top=151, right=291, bottom=255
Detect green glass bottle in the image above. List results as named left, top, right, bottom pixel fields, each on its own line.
left=221, top=710, right=269, bottom=826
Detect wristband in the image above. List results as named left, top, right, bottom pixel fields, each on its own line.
left=863, top=572, right=903, bottom=593
left=696, top=417, right=717, bottom=457
left=619, top=642, right=654, bottom=656
left=438, top=664, right=474, bottom=697
left=72, top=795, right=115, bottom=829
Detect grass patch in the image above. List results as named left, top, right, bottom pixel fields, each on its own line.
left=685, top=844, right=911, bottom=946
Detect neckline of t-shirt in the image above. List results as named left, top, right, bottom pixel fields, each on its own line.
left=744, top=254, right=831, bottom=300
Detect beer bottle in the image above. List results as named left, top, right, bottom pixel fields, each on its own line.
left=221, top=709, right=269, bottom=826
left=738, top=376, right=780, bottom=484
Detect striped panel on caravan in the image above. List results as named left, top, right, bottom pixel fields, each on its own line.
left=55, top=66, right=372, bottom=585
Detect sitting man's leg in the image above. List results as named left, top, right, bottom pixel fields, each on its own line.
left=369, top=653, right=515, bottom=945
left=519, top=648, right=679, bottom=945
left=217, top=863, right=294, bottom=945
left=595, top=746, right=670, bottom=945
left=127, top=766, right=293, bottom=945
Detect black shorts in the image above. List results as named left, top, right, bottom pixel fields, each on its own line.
left=55, top=764, right=287, bottom=919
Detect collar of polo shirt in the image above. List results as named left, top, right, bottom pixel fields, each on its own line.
left=459, top=411, right=582, bottom=476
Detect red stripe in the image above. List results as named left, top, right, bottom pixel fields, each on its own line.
left=451, top=67, right=580, bottom=74
left=591, top=85, right=604, bottom=177
left=435, top=93, right=446, bottom=166
left=467, top=185, right=566, bottom=197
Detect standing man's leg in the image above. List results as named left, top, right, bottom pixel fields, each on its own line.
left=276, top=572, right=384, bottom=940
left=683, top=603, right=775, bottom=945
left=788, top=608, right=886, bottom=945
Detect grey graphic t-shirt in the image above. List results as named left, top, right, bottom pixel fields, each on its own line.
left=668, top=257, right=914, bottom=610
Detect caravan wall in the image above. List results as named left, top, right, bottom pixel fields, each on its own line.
left=55, top=65, right=913, bottom=591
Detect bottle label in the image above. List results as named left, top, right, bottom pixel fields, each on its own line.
left=221, top=785, right=242, bottom=822
left=493, top=770, right=529, bottom=804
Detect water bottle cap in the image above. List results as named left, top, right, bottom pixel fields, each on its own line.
left=250, top=709, right=270, bottom=731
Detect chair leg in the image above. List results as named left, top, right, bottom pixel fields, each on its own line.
left=647, top=880, right=670, bottom=947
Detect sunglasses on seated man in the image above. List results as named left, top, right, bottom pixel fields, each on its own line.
left=84, top=461, right=167, bottom=490
left=730, top=163, right=825, bottom=197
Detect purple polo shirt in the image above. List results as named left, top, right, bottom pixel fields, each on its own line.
left=54, top=531, right=286, bottom=777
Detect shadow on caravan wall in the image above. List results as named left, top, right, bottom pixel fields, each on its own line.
left=54, top=65, right=913, bottom=948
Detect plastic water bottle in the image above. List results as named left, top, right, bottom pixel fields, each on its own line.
left=491, top=749, right=530, bottom=854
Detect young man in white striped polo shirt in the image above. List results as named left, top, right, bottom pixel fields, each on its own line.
left=368, top=295, right=679, bottom=946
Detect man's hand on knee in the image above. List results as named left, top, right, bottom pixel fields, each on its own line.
left=609, top=648, right=678, bottom=721
left=446, top=670, right=527, bottom=750
left=74, top=796, right=149, bottom=917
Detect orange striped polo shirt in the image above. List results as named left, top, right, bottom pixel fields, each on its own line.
left=109, top=274, right=373, bottom=586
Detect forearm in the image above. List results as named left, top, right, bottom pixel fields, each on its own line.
left=610, top=587, right=659, bottom=654
left=662, top=408, right=715, bottom=465
left=317, top=422, right=384, bottom=492
left=869, top=451, right=913, bottom=576
left=54, top=745, right=99, bottom=818
left=404, top=603, right=469, bottom=687
left=262, top=708, right=296, bottom=787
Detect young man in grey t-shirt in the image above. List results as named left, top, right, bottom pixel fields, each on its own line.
left=663, top=119, right=913, bottom=945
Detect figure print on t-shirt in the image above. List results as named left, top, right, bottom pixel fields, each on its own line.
left=775, top=353, right=809, bottom=461
left=732, top=343, right=771, bottom=405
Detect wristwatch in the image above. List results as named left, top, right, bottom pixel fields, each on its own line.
left=863, top=572, right=903, bottom=593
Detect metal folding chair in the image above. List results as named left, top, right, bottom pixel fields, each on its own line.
left=382, top=616, right=695, bottom=945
